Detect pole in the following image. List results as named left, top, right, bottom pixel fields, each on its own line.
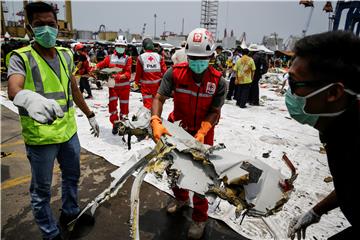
left=181, top=18, right=184, bottom=35
left=328, top=12, right=333, bottom=31
left=23, top=0, right=28, bottom=26
left=154, top=13, right=157, bottom=39
left=303, top=6, right=314, bottom=37
left=1, top=1, right=6, bottom=35
left=65, top=1, right=73, bottom=31
left=163, top=21, right=165, bottom=35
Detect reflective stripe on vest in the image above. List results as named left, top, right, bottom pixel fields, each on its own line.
left=12, top=46, right=77, bottom=145
left=115, top=81, right=130, bottom=87
left=18, top=101, right=73, bottom=117
left=143, top=95, right=153, bottom=99
left=139, top=52, right=161, bottom=72
left=172, top=64, right=220, bottom=132
left=175, top=88, right=213, bottom=98
left=140, top=78, right=161, bottom=85
left=110, top=55, right=128, bottom=66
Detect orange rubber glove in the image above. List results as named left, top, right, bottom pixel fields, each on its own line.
left=150, top=115, right=171, bottom=142
left=194, top=121, right=212, bottom=143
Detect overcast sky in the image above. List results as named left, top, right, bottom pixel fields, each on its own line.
left=4, top=0, right=336, bottom=43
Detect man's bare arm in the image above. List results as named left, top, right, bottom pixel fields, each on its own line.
left=8, top=74, right=25, bottom=100
left=204, top=106, right=221, bottom=126
left=151, top=93, right=168, bottom=117
left=313, top=190, right=338, bottom=216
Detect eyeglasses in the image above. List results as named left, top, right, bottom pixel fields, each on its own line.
left=286, top=74, right=328, bottom=94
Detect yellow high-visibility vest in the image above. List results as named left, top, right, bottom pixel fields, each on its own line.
left=12, top=46, right=77, bottom=145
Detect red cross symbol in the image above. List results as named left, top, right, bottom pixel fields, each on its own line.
left=193, top=33, right=202, bottom=43
left=147, top=56, right=154, bottom=61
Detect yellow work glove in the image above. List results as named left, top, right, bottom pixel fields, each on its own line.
left=194, top=121, right=212, bottom=143
left=150, top=115, right=171, bottom=142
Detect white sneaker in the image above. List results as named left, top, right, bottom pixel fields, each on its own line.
left=188, top=220, right=206, bottom=239
left=166, top=199, right=189, bottom=214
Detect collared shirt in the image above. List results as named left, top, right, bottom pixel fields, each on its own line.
left=234, top=55, right=256, bottom=84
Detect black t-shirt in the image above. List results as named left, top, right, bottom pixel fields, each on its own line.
left=97, top=49, right=106, bottom=59
left=73, top=52, right=80, bottom=65
left=321, top=99, right=359, bottom=227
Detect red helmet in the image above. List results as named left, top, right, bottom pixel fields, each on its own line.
left=74, top=43, right=84, bottom=52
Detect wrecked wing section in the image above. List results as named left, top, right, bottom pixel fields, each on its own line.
left=122, top=119, right=296, bottom=239
left=169, top=150, right=218, bottom=195
left=68, top=145, right=163, bottom=232
left=149, top=120, right=296, bottom=218
left=99, top=67, right=124, bottom=75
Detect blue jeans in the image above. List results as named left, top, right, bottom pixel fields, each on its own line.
left=25, top=133, right=81, bottom=239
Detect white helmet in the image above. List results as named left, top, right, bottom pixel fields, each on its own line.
left=115, top=41, right=127, bottom=47
left=185, top=28, right=215, bottom=57
left=115, top=36, right=127, bottom=46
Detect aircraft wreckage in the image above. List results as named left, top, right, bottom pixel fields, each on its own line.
left=67, top=108, right=297, bottom=239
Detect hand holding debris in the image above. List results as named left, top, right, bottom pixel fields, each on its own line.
left=288, top=209, right=321, bottom=239
left=194, top=121, right=213, bottom=144
left=150, top=115, right=171, bottom=142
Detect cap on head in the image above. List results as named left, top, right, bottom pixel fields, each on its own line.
left=185, top=28, right=215, bottom=57
left=181, top=40, right=187, bottom=47
left=142, top=38, right=154, bottom=50
left=74, top=43, right=84, bottom=52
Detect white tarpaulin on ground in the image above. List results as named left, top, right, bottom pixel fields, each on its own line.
left=0, top=80, right=350, bottom=239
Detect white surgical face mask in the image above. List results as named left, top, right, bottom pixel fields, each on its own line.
left=285, top=83, right=352, bottom=126
left=300, top=83, right=346, bottom=117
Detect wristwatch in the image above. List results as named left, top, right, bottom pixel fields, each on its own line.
left=87, top=112, right=95, bottom=118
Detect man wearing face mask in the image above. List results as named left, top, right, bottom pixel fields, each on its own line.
left=7, top=2, right=99, bottom=239
left=134, top=38, right=167, bottom=109
left=151, top=28, right=226, bottom=239
left=94, top=40, right=132, bottom=134
left=285, top=31, right=359, bottom=240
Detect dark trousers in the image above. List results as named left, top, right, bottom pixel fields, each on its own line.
left=248, top=77, right=260, bottom=105
left=236, top=83, right=251, bottom=108
left=79, top=77, right=92, bottom=97
left=226, top=76, right=236, bottom=100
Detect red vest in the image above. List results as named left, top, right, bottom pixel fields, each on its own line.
left=172, top=63, right=221, bottom=132
left=96, top=53, right=132, bottom=83
left=109, top=54, right=129, bottom=68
